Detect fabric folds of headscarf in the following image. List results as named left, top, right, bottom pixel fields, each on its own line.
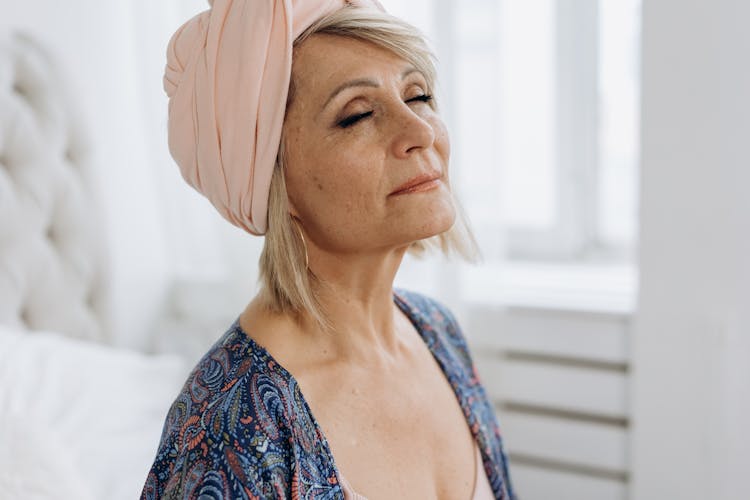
left=164, top=0, right=384, bottom=235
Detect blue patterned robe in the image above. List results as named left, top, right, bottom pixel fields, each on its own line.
left=142, top=288, right=515, bottom=499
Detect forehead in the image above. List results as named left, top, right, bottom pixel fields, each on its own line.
left=291, top=34, right=412, bottom=99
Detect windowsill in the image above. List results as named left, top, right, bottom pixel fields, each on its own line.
left=460, top=260, right=637, bottom=315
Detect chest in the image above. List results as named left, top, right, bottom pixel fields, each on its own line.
left=297, top=345, right=478, bottom=499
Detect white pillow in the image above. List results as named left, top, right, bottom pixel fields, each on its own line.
left=0, top=326, right=189, bottom=500
left=0, top=409, right=96, bottom=500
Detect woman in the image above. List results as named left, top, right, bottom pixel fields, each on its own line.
left=143, top=1, right=515, bottom=499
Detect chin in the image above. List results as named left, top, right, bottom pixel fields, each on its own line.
left=411, top=198, right=457, bottom=240
left=430, top=210, right=458, bottom=238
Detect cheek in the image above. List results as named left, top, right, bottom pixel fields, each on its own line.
left=319, top=170, right=378, bottom=214
left=433, top=118, right=451, bottom=161
left=289, top=151, right=380, bottom=224
left=312, top=137, right=382, bottom=198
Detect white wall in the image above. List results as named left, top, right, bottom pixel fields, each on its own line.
left=1, top=1, right=171, bottom=349
left=632, top=0, right=750, bottom=498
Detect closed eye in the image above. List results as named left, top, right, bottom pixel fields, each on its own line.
left=407, top=94, right=433, bottom=105
left=338, top=111, right=373, bottom=128
left=337, top=94, right=434, bottom=129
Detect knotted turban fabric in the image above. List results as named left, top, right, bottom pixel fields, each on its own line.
left=164, top=0, right=384, bottom=235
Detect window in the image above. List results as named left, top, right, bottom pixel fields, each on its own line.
left=384, top=0, right=641, bottom=264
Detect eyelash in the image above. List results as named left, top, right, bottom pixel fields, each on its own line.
left=337, top=94, right=433, bottom=128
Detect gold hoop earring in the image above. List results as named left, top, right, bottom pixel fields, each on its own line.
left=290, top=216, right=309, bottom=269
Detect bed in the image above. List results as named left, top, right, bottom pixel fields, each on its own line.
left=0, top=32, right=189, bottom=500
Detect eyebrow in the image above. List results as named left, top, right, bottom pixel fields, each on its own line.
left=321, top=67, right=421, bottom=112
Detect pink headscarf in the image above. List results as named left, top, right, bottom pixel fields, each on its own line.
left=164, top=0, right=384, bottom=235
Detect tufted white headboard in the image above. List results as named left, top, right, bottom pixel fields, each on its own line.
left=0, top=32, right=110, bottom=342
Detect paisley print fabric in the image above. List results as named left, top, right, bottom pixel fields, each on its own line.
left=142, top=288, right=516, bottom=499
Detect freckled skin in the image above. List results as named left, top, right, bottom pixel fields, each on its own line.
left=239, top=35, right=479, bottom=500
left=282, top=34, right=456, bottom=255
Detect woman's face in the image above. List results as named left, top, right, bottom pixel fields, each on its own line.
left=282, top=33, right=456, bottom=254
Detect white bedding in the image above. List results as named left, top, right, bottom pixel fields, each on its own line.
left=0, top=326, right=189, bottom=500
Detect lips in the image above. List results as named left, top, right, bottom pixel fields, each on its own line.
left=390, top=172, right=442, bottom=196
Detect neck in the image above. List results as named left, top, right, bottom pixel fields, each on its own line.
left=297, top=244, right=410, bottom=361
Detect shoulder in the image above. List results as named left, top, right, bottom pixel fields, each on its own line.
left=393, top=287, right=460, bottom=327
left=393, top=287, right=473, bottom=363
left=393, top=289, right=517, bottom=498
left=142, top=321, right=304, bottom=499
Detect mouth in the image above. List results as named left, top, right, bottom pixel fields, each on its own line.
left=389, top=172, right=442, bottom=196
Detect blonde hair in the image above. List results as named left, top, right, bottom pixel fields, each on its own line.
left=258, top=6, right=480, bottom=331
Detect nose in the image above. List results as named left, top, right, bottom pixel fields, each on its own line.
left=390, top=102, right=436, bottom=159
